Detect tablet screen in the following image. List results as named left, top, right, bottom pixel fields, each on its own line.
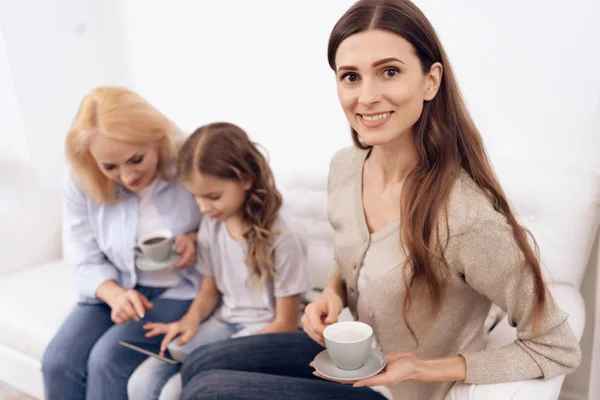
left=119, top=340, right=181, bottom=365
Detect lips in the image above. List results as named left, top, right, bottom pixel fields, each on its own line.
left=357, top=111, right=394, bottom=128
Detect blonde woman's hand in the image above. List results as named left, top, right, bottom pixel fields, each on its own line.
left=144, top=313, right=200, bottom=356
left=301, top=290, right=344, bottom=347
left=109, top=289, right=154, bottom=324
left=172, top=233, right=196, bottom=269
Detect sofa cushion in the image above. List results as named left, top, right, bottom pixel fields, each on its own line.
left=0, top=259, right=76, bottom=360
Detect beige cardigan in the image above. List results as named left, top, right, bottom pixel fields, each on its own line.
left=328, top=146, right=581, bottom=400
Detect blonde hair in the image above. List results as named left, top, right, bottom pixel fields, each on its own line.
left=65, top=86, right=180, bottom=204
left=178, top=122, right=283, bottom=292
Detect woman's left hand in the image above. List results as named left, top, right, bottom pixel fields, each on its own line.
left=311, top=353, right=418, bottom=387
left=172, top=233, right=196, bottom=269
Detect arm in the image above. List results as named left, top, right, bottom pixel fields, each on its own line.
left=453, top=219, right=581, bottom=384
left=183, top=275, right=220, bottom=325
left=355, top=216, right=581, bottom=388
left=62, top=170, right=120, bottom=302
left=259, top=294, right=302, bottom=334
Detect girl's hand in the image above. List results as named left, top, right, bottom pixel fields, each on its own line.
left=310, top=353, right=418, bottom=386
left=172, top=233, right=196, bottom=269
left=144, top=313, right=200, bottom=355
left=301, top=290, right=344, bottom=346
left=109, top=289, right=154, bottom=324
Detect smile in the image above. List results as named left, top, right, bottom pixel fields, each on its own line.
left=357, top=111, right=394, bottom=128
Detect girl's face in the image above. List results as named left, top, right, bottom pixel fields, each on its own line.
left=186, top=171, right=251, bottom=222
left=334, top=29, right=442, bottom=147
left=89, top=133, right=159, bottom=192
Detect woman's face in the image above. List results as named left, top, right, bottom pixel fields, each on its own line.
left=89, top=133, right=159, bottom=192
left=334, top=29, right=441, bottom=147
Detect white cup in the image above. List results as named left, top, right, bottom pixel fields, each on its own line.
left=134, top=229, right=174, bottom=262
left=323, top=321, right=373, bottom=370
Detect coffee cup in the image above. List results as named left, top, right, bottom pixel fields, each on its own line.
left=323, top=321, right=373, bottom=370
left=134, top=229, right=174, bottom=262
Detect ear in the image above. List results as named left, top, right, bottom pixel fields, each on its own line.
left=424, top=62, right=443, bottom=101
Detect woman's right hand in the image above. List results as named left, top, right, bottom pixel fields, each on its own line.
left=301, top=290, right=344, bottom=346
left=109, top=289, right=154, bottom=324
left=144, top=313, right=200, bottom=356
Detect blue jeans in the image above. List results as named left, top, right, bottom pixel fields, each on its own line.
left=180, top=331, right=387, bottom=400
left=41, top=285, right=192, bottom=400
left=128, top=316, right=266, bottom=400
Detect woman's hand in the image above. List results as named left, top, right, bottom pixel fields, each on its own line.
left=172, top=233, right=196, bottom=269
left=301, top=290, right=344, bottom=346
left=144, top=313, right=201, bottom=356
left=109, top=289, right=154, bottom=324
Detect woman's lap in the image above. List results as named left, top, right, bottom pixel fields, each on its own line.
left=42, top=287, right=191, bottom=400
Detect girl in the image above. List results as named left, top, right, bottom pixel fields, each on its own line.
left=178, top=1, right=581, bottom=400
left=127, top=122, right=312, bottom=400
left=41, top=86, right=202, bottom=400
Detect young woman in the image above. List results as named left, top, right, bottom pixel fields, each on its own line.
left=127, top=122, right=312, bottom=400
left=41, top=87, right=202, bottom=400
left=177, top=1, right=581, bottom=399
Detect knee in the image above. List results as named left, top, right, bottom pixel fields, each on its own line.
left=127, top=365, right=149, bottom=400
left=41, top=337, right=74, bottom=379
left=180, top=345, right=223, bottom=384
left=87, top=338, right=119, bottom=375
left=181, top=370, right=230, bottom=400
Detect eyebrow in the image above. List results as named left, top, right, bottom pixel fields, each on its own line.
left=337, top=57, right=406, bottom=72
left=196, top=191, right=222, bottom=198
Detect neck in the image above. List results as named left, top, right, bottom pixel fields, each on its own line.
left=367, top=130, right=419, bottom=186
left=225, top=212, right=247, bottom=242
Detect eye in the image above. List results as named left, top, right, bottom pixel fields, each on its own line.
left=130, top=155, right=144, bottom=164
left=207, top=195, right=221, bottom=201
left=341, top=72, right=360, bottom=84
left=103, top=164, right=117, bottom=171
left=382, top=68, right=400, bottom=79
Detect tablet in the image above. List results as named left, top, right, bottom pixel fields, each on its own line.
left=119, top=340, right=181, bottom=365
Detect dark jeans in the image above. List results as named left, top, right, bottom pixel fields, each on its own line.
left=41, top=285, right=192, bottom=400
left=180, top=331, right=387, bottom=400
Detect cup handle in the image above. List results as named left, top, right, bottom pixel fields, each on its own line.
left=133, top=246, right=144, bottom=257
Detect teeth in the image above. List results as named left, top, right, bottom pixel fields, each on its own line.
left=362, top=112, right=390, bottom=121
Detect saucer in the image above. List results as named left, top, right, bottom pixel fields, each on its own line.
left=136, top=252, right=181, bottom=271
left=314, top=348, right=386, bottom=382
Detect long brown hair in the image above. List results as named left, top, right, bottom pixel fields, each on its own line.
left=328, top=0, right=547, bottom=339
left=178, top=122, right=283, bottom=292
left=65, top=86, right=180, bottom=204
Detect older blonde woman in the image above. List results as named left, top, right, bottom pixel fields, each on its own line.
left=41, top=87, right=202, bottom=400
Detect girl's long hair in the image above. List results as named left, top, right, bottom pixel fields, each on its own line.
left=178, top=122, right=282, bottom=291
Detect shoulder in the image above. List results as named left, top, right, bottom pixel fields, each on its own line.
left=443, top=172, right=508, bottom=238
left=328, top=146, right=368, bottom=190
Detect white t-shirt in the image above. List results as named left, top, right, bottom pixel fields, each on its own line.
left=135, top=179, right=181, bottom=287
left=196, top=216, right=312, bottom=325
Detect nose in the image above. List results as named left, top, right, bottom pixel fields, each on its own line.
left=120, top=166, right=139, bottom=185
left=195, top=197, right=211, bottom=214
left=357, top=78, right=382, bottom=107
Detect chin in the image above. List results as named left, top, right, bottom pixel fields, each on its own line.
left=356, top=130, right=402, bottom=147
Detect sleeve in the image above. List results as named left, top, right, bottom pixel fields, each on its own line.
left=195, top=220, right=214, bottom=276
left=62, top=170, right=119, bottom=301
left=273, top=233, right=313, bottom=298
left=451, top=217, right=582, bottom=384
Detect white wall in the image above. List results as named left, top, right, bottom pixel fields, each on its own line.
left=0, top=0, right=598, bottom=396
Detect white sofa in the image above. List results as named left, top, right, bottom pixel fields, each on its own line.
left=0, top=157, right=599, bottom=399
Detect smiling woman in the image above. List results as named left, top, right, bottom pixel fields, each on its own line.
left=41, top=86, right=203, bottom=400
left=65, top=87, right=180, bottom=204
